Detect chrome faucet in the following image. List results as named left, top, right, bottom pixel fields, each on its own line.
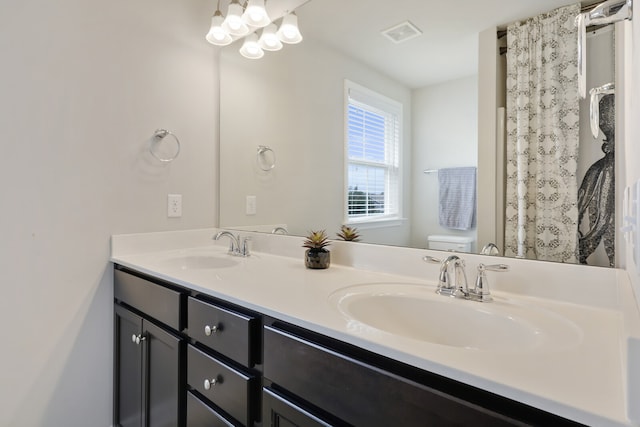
left=213, top=231, right=250, bottom=257
left=480, top=243, right=500, bottom=256
left=436, top=255, right=468, bottom=298
left=423, top=255, right=509, bottom=302
left=271, top=226, right=288, bottom=234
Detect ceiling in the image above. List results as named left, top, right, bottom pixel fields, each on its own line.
left=290, top=0, right=582, bottom=88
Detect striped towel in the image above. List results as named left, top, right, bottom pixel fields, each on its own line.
left=438, top=167, right=476, bottom=230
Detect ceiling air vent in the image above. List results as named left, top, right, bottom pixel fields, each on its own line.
left=381, top=20, right=423, bottom=44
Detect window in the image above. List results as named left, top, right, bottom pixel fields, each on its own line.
left=344, top=80, right=402, bottom=225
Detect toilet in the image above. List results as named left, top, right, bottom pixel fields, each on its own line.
left=427, top=235, right=474, bottom=253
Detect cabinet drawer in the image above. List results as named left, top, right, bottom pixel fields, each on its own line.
left=188, top=344, right=256, bottom=426
left=187, top=391, right=234, bottom=427
left=114, top=269, right=184, bottom=331
left=263, top=387, right=333, bottom=427
left=188, top=296, right=258, bottom=367
left=264, top=326, right=519, bottom=427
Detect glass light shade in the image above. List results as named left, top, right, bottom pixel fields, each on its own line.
left=277, top=12, right=303, bottom=44
left=242, top=0, right=270, bottom=28
left=223, top=1, right=249, bottom=36
left=205, top=12, right=232, bottom=46
left=258, top=24, right=283, bottom=51
left=239, top=33, right=264, bottom=59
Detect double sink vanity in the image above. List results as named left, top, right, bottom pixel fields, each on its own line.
left=111, top=228, right=640, bottom=426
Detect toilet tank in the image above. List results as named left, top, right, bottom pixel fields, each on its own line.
left=427, top=235, right=474, bottom=252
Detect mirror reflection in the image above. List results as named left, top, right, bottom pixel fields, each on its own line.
left=219, top=0, right=621, bottom=268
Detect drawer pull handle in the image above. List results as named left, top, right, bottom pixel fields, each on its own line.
left=131, top=334, right=146, bottom=345
left=204, top=324, right=219, bottom=336
left=204, top=376, right=222, bottom=390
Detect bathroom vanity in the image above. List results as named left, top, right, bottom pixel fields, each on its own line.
left=111, top=229, right=640, bottom=427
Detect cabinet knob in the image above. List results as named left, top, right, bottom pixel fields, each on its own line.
left=204, top=376, right=220, bottom=390
left=204, top=324, right=219, bottom=336
left=131, top=334, right=146, bottom=345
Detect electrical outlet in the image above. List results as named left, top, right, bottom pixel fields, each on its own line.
left=246, top=195, right=256, bottom=215
left=167, top=194, right=182, bottom=218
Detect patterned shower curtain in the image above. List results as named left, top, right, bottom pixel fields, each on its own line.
left=504, top=3, right=581, bottom=263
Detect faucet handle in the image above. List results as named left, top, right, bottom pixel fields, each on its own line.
left=240, top=236, right=251, bottom=257
left=469, top=263, right=509, bottom=302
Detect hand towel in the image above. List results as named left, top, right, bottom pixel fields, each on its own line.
left=438, top=167, right=477, bottom=230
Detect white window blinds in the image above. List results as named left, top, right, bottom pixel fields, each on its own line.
left=345, top=81, right=402, bottom=223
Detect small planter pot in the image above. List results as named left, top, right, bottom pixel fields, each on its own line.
left=305, top=249, right=330, bottom=269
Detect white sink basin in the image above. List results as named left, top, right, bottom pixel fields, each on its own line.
left=329, top=283, right=582, bottom=352
left=159, top=253, right=239, bottom=270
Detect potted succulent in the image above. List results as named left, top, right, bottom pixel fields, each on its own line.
left=303, top=230, right=331, bottom=269
left=336, top=225, right=361, bottom=242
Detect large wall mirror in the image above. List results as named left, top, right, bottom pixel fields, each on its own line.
left=219, top=0, right=621, bottom=268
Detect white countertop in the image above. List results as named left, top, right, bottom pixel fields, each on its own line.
left=111, top=228, right=640, bottom=427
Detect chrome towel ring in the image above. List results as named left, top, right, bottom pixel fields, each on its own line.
left=151, top=129, right=181, bottom=162
left=257, top=145, right=276, bottom=171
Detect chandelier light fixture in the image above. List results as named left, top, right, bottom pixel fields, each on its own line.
left=206, top=0, right=303, bottom=59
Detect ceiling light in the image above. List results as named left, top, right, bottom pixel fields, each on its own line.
left=277, top=12, right=303, bottom=44
left=239, top=33, right=264, bottom=59
left=242, top=0, right=270, bottom=28
left=223, top=0, right=249, bottom=36
left=205, top=1, right=304, bottom=59
left=258, top=24, right=283, bottom=51
left=206, top=10, right=232, bottom=46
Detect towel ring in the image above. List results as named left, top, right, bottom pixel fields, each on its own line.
left=257, top=145, right=276, bottom=171
left=151, top=129, right=180, bottom=162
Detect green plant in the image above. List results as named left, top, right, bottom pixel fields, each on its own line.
left=336, top=225, right=361, bottom=242
left=303, top=230, right=330, bottom=251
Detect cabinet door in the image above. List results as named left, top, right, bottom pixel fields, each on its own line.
left=144, top=319, right=184, bottom=427
left=114, top=305, right=144, bottom=427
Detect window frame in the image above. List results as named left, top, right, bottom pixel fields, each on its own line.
left=343, top=80, right=403, bottom=228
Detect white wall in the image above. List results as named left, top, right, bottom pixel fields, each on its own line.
left=410, top=76, right=478, bottom=249
left=219, top=38, right=412, bottom=246
left=0, top=1, right=218, bottom=426
left=626, top=5, right=640, bottom=307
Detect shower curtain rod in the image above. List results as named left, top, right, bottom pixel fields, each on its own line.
left=580, top=0, right=632, bottom=20
left=497, top=0, right=631, bottom=39
left=577, top=0, right=631, bottom=97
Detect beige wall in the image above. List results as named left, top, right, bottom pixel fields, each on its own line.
left=0, top=1, right=218, bottom=425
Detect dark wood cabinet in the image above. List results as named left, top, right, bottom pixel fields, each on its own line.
left=114, top=306, right=144, bottom=427
left=114, top=269, right=186, bottom=427
left=114, top=305, right=184, bottom=427
left=113, top=264, right=584, bottom=427
left=185, top=295, right=261, bottom=426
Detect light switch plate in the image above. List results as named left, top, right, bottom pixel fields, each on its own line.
left=246, top=195, right=256, bottom=215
